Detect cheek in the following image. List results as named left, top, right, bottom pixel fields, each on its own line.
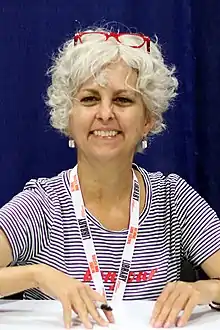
left=68, top=111, right=92, bottom=138
left=68, top=112, right=81, bottom=137
left=132, top=117, right=148, bottom=139
left=131, top=113, right=146, bottom=130
left=118, top=111, right=143, bottom=133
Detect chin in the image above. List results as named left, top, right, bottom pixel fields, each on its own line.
left=92, top=148, right=123, bottom=161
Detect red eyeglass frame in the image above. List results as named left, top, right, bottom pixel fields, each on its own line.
left=74, top=31, right=151, bottom=52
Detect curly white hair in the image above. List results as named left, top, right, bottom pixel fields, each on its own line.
left=46, top=28, right=178, bottom=151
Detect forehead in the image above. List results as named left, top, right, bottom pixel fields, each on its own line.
left=79, top=60, right=138, bottom=92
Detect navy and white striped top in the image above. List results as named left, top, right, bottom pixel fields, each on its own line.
left=0, top=164, right=220, bottom=300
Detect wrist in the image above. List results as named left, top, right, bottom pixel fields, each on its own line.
left=0, top=265, right=41, bottom=298
left=30, top=264, right=43, bottom=288
left=209, top=278, right=220, bottom=304
left=193, top=279, right=220, bottom=304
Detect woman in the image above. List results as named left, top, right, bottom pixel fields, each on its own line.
left=0, top=28, right=220, bottom=329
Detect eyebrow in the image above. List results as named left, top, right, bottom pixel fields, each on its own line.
left=80, top=88, right=100, bottom=95
left=114, top=89, right=137, bottom=96
left=80, top=88, right=137, bottom=96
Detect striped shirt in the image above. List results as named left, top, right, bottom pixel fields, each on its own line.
left=0, top=164, right=220, bottom=301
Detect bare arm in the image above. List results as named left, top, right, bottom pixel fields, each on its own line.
left=0, top=264, right=37, bottom=297
left=200, top=250, right=220, bottom=303
left=0, top=230, right=112, bottom=329
left=0, top=229, right=13, bottom=267
left=150, top=251, right=220, bottom=328
left=0, top=229, right=37, bottom=297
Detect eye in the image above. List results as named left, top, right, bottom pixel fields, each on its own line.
left=80, top=96, right=99, bottom=105
left=114, top=97, right=133, bottom=105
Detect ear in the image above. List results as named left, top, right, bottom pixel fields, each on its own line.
left=67, top=109, right=74, bottom=138
left=143, top=113, right=156, bottom=136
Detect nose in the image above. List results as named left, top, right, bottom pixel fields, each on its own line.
left=95, top=101, right=115, bottom=122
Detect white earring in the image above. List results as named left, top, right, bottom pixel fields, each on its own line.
left=141, top=138, right=148, bottom=149
left=68, top=139, right=75, bottom=148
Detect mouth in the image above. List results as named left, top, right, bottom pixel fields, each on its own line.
left=89, top=130, right=122, bottom=138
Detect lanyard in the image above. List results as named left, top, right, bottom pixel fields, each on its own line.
left=70, top=165, right=140, bottom=302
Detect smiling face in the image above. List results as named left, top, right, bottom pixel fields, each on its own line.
left=68, top=60, right=154, bottom=163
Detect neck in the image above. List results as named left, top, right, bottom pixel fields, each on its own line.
left=76, top=158, right=133, bottom=205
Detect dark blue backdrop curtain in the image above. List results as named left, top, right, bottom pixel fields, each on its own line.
left=1, top=1, right=220, bottom=216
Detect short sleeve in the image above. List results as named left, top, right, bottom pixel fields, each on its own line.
left=0, top=180, right=51, bottom=265
left=174, top=175, right=220, bottom=266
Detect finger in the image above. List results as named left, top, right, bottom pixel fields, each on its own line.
left=86, top=286, right=115, bottom=323
left=85, top=286, right=114, bottom=323
left=73, top=291, right=92, bottom=329
left=86, top=285, right=106, bottom=302
left=103, top=309, right=115, bottom=323
left=153, top=289, right=181, bottom=327
left=177, top=294, right=199, bottom=327
left=71, top=304, right=78, bottom=316
left=163, top=292, right=190, bottom=328
left=150, top=282, right=176, bottom=324
left=80, top=287, right=109, bottom=326
left=61, top=300, right=72, bottom=329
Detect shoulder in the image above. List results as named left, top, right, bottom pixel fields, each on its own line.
left=134, top=163, right=196, bottom=207
left=23, top=169, right=70, bottom=200
left=1, top=169, right=70, bottom=214
left=134, top=163, right=183, bottom=189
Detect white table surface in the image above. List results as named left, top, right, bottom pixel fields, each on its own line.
left=0, top=300, right=219, bottom=329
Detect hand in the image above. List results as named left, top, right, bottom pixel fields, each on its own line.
left=33, top=264, right=114, bottom=329
left=150, top=280, right=219, bottom=328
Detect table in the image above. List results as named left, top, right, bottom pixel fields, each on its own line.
left=0, top=300, right=219, bottom=329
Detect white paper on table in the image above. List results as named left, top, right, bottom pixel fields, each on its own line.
left=0, top=300, right=220, bottom=329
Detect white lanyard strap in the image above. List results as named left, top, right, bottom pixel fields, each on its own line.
left=70, top=165, right=140, bottom=301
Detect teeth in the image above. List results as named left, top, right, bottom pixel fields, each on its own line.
left=93, top=130, right=119, bottom=137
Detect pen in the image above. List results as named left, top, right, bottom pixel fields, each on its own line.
left=95, top=301, right=113, bottom=311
